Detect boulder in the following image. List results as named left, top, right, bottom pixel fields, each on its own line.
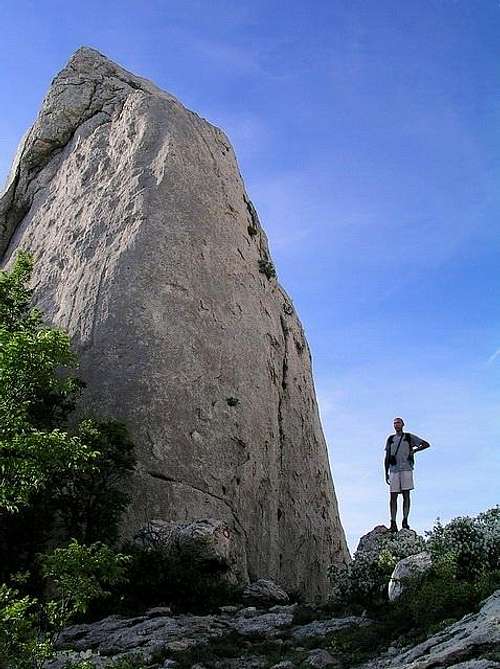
left=305, top=649, right=337, bottom=667
left=291, top=616, right=370, bottom=642
left=242, top=578, right=289, bottom=607
left=388, top=550, right=432, bottom=601
left=0, top=45, right=349, bottom=601
left=355, top=526, right=425, bottom=557
left=134, top=517, right=243, bottom=581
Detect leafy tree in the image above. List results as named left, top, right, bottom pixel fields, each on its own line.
left=0, top=252, right=93, bottom=514
left=0, top=250, right=135, bottom=575
left=1, top=542, right=129, bottom=669
left=0, top=252, right=136, bottom=667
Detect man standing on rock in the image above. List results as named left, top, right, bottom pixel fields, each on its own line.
left=384, top=417, right=430, bottom=532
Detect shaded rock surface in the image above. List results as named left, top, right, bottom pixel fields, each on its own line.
left=242, top=578, right=290, bottom=607
left=134, top=518, right=243, bottom=582
left=45, top=604, right=366, bottom=668
left=0, top=46, right=349, bottom=599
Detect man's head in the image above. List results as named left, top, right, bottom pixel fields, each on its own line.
left=393, top=417, right=405, bottom=433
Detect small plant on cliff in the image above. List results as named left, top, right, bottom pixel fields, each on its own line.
left=258, top=258, right=276, bottom=279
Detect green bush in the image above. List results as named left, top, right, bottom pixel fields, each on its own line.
left=0, top=252, right=135, bottom=584
left=426, top=507, right=499, bottom=580
left=0, top=253, right=136, bottom=666
left=328, top=507, right=500, bottom=656
left=328, top=529, right=425, bottom=612
left=92, top=543, right=241, bottom=616
left=258, top=258, right=276, bottom=279
left=0, top=542, right=128, bottom=669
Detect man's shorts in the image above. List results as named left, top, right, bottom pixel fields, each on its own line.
left=390, top=470, right=414, bottom=493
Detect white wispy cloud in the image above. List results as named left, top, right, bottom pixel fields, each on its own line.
left=487, top=349, right=500, bottom=365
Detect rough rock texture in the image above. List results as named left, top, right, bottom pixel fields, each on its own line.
left=354, top=526, right=426, bottom=567
left=0, top=47, right=348, bottom=599
left=45, top=604, right=367, bottom=668
left=355, top=526, right=424, bottom=555
left=46, top=590, right=500, bottom=669
left=134, top=518, right=244, bottom=582
left=291, top=616, right=369, bottom=642
left=45, top=591, right=500, bottom=668
left=242, top=578, right=290, bottom=607
left=304, top=649, right=337, bottom=667
left=387, top=550, right=432, bottom=601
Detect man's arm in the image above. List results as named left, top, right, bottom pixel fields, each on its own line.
left=384, top=442, right=391, bottom=484
left=412, top=436, right=430, bottom=453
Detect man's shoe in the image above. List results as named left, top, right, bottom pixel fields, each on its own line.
left=390, top=521, right=398, bottom=533
left=402, top=519, right=410, bottom=530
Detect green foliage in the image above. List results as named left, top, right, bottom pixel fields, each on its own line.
left=328, top=529, right=425, bottom=612
left=258, top=258, right=276, bottom=279
left=0, top=583, right=51, bottom=669
left=426, top=507, right=499, bottom=580
left=0, top=430, right=96, bottom=514
left=405, top=561, right=499, bottom=632
left=56, top=420, right=136, bottom=545
left=0, top=252, right=135, bottom=583
left=327, top=507, right=500, bottom=663
left=325, top=623, right=392, bottom=668
left=41, top=540, right=130, bottom=626
left=0, top=546, right=126, bottom=668
left=0, top=254, right=136, bottom=666
left=0, top=542, right=128, bottom=669
left=0, top=251, right=41, bottom=333
left=95, top=543, right=241, bottom=616
left=0, top=252, right=95, bottom=515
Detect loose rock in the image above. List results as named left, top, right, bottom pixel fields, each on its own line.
left=305, top=648, right=337, bottom=667
left=388, top=551, right=432, bottom=601
left=242, top=578, right=290, bottom=607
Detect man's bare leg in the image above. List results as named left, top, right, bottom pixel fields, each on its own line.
left=390, top=492, right=398, bottom=531
left=402, top=490, right=411, bottom=528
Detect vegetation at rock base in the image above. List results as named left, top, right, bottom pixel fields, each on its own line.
left=91, top=542, right=241, bottom=617
left=325, top=506, right=500, bottom=663
left=328, top=527, right=426, bottom=611
left=0, top=252, right=134, bottom=668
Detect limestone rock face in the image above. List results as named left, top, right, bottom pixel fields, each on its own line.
left=0, top=47, right=348, bottom=599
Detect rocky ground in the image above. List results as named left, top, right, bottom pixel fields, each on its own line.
left=46, top=589, right=500, bottom=669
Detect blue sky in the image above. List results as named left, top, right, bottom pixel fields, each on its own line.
left=1, top=0, right=499, bottom=552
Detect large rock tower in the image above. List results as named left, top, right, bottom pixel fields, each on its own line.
left=0, top=48, right=349, bottom=600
